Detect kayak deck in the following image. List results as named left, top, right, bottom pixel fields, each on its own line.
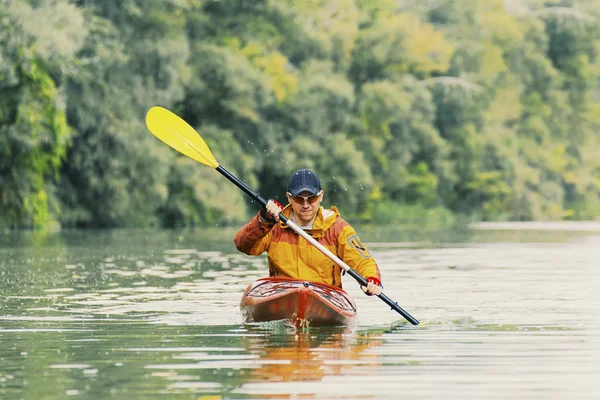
left=240, top=277, right=357, bottom=327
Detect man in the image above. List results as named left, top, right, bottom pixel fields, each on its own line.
left=234, top=169, right=382, bottom=296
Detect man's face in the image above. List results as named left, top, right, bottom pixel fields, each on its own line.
left=286, top=190, right=323, bottom=225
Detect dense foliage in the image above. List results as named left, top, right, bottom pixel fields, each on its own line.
left=1, top=0, right=599, bottom=229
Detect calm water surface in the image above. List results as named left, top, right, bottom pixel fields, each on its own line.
left=0, top=224, right=599, bottom=399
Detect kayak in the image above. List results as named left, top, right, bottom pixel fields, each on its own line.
left=240, top=277, right=357, bottom=327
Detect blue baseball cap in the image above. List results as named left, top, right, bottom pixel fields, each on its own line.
left=287, top=169, right=322, bottom=197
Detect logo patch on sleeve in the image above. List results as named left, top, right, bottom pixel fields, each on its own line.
left=347, top=235, right=371, bottom=258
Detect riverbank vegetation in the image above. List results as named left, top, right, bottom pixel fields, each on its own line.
left=1, top=0, right=599, bottom=229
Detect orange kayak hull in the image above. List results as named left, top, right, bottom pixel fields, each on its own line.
left=240, top=277, right=357, bottom=327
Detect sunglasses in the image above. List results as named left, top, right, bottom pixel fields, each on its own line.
left=289, top=191, right=322, bottom=205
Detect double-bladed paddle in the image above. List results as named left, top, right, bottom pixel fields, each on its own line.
left=145, top=106, right=419, bottom=325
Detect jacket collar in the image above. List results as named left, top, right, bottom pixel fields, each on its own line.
left=279, top=205, right=340, bottom=237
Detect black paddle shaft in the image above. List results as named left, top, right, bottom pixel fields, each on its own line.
left=217, top=165, right=419, bottom=326
left=345, top=268, right=420, bottom=325
left=216, top=165, right=291, bottom=223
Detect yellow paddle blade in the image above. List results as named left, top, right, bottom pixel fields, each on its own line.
left=145, top=106, right=219, bottom=168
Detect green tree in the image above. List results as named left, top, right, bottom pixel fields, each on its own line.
left=58, top=0, right=191, bottom=227
left=0, top=1, right=78, bottom=228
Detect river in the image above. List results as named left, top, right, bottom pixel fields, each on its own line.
left=0, top=223, right=598, bottom=399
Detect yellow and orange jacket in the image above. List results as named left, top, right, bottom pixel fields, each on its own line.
left=234, top=204, right=381, bottom=288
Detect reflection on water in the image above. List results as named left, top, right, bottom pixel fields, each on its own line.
left=237, top=327, right=384, bottom=396
left=143, top=325, right=386, bottom=397
left=0, top=226, right=599, bottom=399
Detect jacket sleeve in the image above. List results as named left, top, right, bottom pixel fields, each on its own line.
left=337, top=225, right=382, bottom=283
left=234, top=212, right=275, bottom=255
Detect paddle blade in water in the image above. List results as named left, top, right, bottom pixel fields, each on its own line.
left=145, top=106, right=219, bottom=168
